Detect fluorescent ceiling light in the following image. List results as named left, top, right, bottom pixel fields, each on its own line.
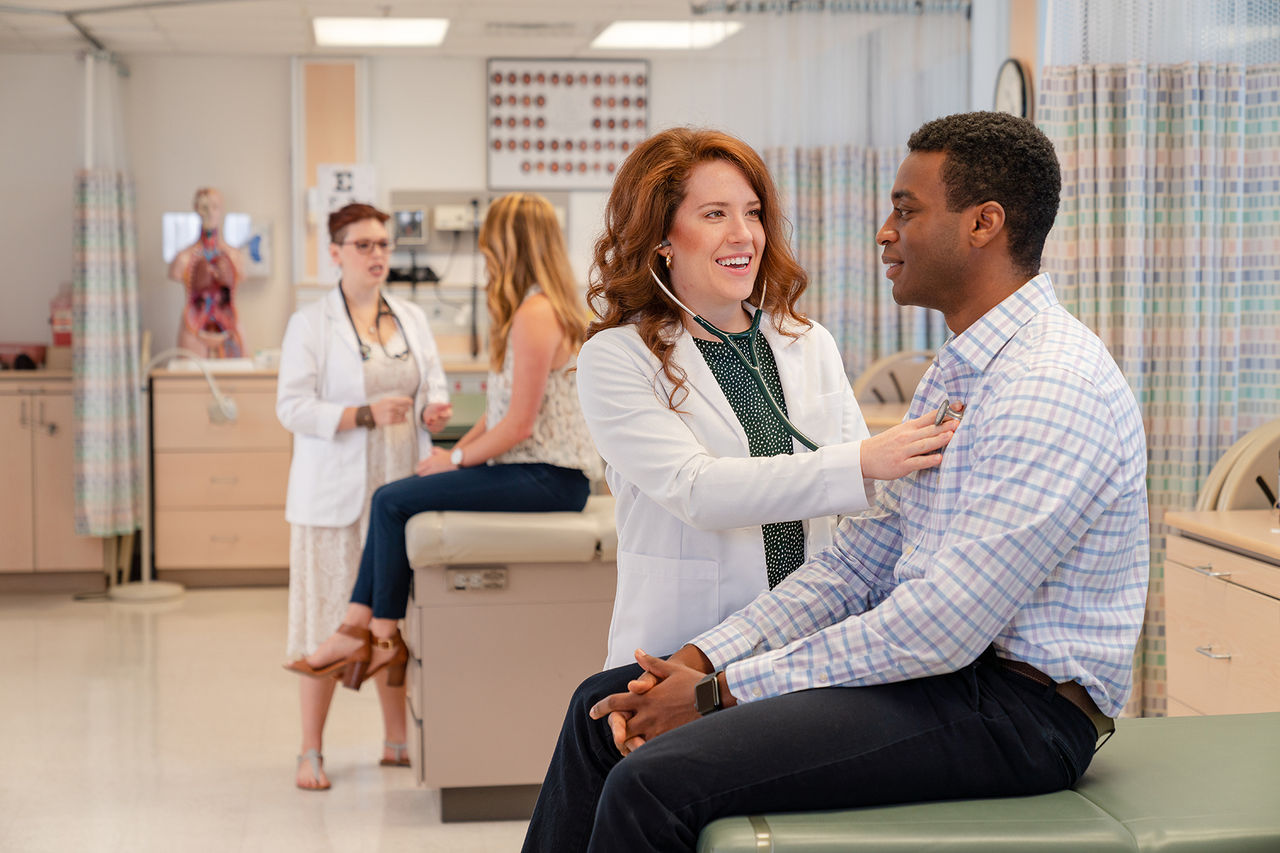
left=591, top=20, right=743, bottom=50
left=313, top=18, right=449, bottom=47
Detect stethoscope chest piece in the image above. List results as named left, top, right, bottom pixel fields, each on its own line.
left=935, top=399, right=965, bottom=426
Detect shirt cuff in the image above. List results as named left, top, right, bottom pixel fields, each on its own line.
left=316, top=401, right=345, bottom=439
left=724, top=652, right=784, bottom=704
left=818, top=440, right=871, bottom=513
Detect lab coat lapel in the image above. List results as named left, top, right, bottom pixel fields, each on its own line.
left=756, top=313, right=804, bottom=418
left=384, top=293, right=428, bottom=377
left=325, top=286, right=365, bottom=361
left=672, top=326, right=750, bottom=454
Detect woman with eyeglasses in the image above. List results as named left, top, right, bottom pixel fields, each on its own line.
left=276, top=202, right=452, bottom=791
left=284, top=193, right=601, bottom=785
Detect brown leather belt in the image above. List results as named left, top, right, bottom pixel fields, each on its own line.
left=991, top=655, right=1115, bottom=742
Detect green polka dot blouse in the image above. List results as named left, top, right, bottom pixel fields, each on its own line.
left=693, top=333, right=805, bottom=589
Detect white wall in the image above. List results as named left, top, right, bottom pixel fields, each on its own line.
left=4, top=33, right=956, bottom=354
left=124, top=55, right=292, bottom=358
left=0, top=53, right=80, bottom=344
left=365, top=53, right=768, bottom=299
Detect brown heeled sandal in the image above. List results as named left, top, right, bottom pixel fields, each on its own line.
left=284, top=623, right=372, bottom=689
left=354, top=629, right=408, bottom=690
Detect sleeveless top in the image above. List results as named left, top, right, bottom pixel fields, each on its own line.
left=694, top=334, right=805, bottom=588
left=486, top=326, right=603, bottom=481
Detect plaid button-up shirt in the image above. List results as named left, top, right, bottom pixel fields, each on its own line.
left=693, top=275, right=1149, bottom=717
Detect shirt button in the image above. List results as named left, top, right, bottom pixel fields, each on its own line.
left=752, top=688, right=762, bottom=698
left=818, top=674, right=829, bottom=684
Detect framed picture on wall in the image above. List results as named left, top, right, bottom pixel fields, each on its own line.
left=487, top=58, right=650, bottom=191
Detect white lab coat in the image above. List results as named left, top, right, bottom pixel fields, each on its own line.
left=277, top=287, right=449, bottom=528
left=577, top=312, right=873, bottom=668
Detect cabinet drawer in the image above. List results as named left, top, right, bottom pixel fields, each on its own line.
left=152, top=390, right=289, bottom=451
left=1165, top=559, right=1280, bottom=714
left=154, top=451, right=289, bottom=508
left=154, top=509, right=288, bottom=568
left=1166, top=535, right=1280, bottom=600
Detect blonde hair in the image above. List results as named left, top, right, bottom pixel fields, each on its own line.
left=482, top=193, right=588, bottom=369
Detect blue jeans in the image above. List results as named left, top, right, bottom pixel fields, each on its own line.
left=349, top=462, right=590, bottom=619
left=522, top=657, right=1098, bottom=853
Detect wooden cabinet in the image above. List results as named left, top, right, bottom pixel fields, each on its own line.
left=1164, top=511, right=1280, bottom=716
left=0, top=376, right=104, bottom=572
left=150, top=371, right=290, bottom=572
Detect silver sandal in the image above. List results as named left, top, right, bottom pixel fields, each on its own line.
left=296, top=748, right=330, bottom=790
left=380, top=740, right=411, bottom=767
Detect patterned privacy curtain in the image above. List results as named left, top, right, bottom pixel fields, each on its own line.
left=74, top=52, right=142, bottom=536
left=1040, top=0, right=1280, bottom=716
left=766, top=145, right=950, bottom=376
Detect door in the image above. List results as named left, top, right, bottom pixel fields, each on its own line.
left=0, top=394, right=35, bottom=571
left=32, top=392, right=104, bottom=571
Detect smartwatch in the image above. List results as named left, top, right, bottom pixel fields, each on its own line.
left=694, top=672, right=722, bottom=716
left=450, top=447, right=465, bottom=467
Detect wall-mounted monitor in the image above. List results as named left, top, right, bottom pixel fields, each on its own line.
left=392, top=206, right=428, bottom=248
left=161, top=211, right=251, bottom=262
left=161, top=211, right=270, bottom=278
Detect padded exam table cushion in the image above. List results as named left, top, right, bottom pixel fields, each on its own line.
left=697, top=712, right=1280, bottom=852
left=404, top=493, right=616, bottom=566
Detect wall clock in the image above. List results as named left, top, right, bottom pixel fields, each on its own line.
left=994, top=57, right=1030, bottom=118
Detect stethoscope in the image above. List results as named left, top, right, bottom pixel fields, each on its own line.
left=649, top=240, right=964, bottom=446
left=338, top=281, right=412, bottom=362
left=648, top=240, right=821, bottom=451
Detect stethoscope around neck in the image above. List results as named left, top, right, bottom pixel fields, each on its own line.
left=338, top=281, right=412, bottom=362
left=648, top=240, right=821, bottom=451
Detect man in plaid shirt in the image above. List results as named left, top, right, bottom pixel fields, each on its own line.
left=522, top=112, right=1149, bottom=853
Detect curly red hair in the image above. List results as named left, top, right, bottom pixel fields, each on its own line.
left=588, top=127, right=810, bottom=409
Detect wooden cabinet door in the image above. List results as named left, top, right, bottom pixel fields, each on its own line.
left=0, top=395, right=35, bottom=571
left=32, top=392, right=104, bottom=571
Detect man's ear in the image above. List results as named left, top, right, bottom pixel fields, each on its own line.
left=969, top=201, right=1006, bottom=248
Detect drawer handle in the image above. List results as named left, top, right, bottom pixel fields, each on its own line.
left=210, top=534, right=240, bottom=544
left=1195, top=645, right=1232, bottom=660
left=209, top=476, right=240, bottom=485
left=1189, top=564, right=1232, bottom=580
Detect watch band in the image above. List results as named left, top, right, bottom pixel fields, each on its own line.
left=694, top=672, right=722, bottom=716
left=355, top=405, right=375, bottom=429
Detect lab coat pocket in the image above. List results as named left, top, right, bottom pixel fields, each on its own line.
left=605, top=552, right=719, bottom=668
left=797, top=390, right=846, bottom=447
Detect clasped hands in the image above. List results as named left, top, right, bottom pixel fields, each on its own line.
left=588, top=644, right=730, bottom=757
left=368, top=397, right=452, bottom=432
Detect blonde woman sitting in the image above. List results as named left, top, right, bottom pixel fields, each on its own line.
left=287, top=193, right=601, bottom=754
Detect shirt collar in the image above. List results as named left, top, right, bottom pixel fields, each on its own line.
left=937, top=273, right=1058, bottom=376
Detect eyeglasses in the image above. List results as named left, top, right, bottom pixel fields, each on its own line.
left=338, top=239, right=395, bottom=255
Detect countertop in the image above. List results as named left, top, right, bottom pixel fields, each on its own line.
left=0, top=370, right=73, bottom=385
left=1164, top=510, right=1280, bottom=563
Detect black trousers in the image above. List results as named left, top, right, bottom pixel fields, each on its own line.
left=522, top=657, right=1098, bottom=853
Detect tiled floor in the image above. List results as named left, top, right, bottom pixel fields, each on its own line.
left=0, top=587, right=529, bottom=853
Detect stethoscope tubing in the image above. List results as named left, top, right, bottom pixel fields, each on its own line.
left=647, top=262, right=821, bottom=451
